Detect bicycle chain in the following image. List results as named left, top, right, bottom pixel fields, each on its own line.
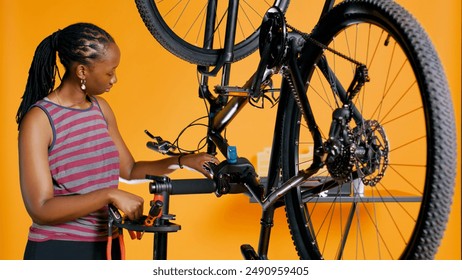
left=280, top=66, right=309, bottom=125
left=286, top=23, right=365, bottom=67
left=280, top=65, right=357, bottom=184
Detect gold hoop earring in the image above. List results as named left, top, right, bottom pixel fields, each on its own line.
left=80, top=79, right=86, bottom=91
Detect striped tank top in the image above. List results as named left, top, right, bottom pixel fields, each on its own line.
left=28, top=97, right=120, bottom=242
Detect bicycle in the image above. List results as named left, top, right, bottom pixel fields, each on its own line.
left=125, top=0, right=457, bottom=260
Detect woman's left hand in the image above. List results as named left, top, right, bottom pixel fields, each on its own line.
left=179, top=152, right=220, bottom=179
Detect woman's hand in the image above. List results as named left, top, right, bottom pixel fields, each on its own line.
left=109, top=189, right=144, bottom=221
left=179, top=152, right=220, bottom=179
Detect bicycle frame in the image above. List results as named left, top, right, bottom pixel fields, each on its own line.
left=187, top=0, right=337, bottom=259
left=132, top=0, right=456, bottom=261
left=139, top=0, right=375, bottom=260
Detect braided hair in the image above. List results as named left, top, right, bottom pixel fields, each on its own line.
left=16, top=22, right=115, bottom=129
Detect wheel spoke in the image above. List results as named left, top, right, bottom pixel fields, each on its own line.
left=282, top=0, right=450, bottom=259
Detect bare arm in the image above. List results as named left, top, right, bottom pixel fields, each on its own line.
left=96, top=97, right=219, bottom=181
left=18, top=107, right=143, bottom=224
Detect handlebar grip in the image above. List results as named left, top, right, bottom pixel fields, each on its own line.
left=146, top=141, right=158, bottom=151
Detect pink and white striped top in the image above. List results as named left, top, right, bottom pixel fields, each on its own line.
left=28, top=97, right=120, bottom=242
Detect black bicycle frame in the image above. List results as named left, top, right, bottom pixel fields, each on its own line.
left=194, top=0, right=337, bottom=259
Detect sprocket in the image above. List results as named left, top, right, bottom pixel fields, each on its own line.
left=325, top=132, right=356, bottom=183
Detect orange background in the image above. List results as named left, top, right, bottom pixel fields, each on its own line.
left=0, top=0, right=460, bottom=260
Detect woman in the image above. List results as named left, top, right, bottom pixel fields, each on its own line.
left=16, top=22, right=218, bottom=260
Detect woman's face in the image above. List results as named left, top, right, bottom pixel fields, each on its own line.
left=85, top=42, right=120, bottom=95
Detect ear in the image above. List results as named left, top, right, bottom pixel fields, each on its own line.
left=76, top=64, right=87, bottom=80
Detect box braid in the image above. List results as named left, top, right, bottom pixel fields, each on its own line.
left=16, top=22, right=115, bottom=129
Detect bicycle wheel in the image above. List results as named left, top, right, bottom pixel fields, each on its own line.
left=281, top=0, right=456, bottom=259
left=135, top=0, right=289, bottom=66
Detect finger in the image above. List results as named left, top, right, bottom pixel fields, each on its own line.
left=203, top=170, right=212, bottom=179
left=131, top=210, right=141, bottom=221
left=205, top=154, right=218, bottom=164
left=202, top=163, right=214, bottom=179
left=137, top=205, right=144, bottom=220
left=126, top=212, right=135, bottom=221
left=133, top=209, right=140, bottom=221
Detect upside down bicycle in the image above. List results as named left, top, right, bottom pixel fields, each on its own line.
left=127, top=0, right=457, bottom=260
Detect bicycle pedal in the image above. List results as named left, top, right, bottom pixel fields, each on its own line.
left=240, top=244, right=259, bottom=260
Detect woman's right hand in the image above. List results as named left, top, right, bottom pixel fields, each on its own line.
left=109, top=189, right=144, bottom=221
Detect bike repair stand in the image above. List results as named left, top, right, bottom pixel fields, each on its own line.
left=147, top=175, right=180, bottom=260
left=111, top=175, right=180, bottom=260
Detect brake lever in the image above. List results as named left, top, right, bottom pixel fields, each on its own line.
left=146, top=141, right=177, bottom=155
left=145, top=130, right=177, bottom=155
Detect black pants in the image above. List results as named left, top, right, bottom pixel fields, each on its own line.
left=24, top=238, right=121, bottom=260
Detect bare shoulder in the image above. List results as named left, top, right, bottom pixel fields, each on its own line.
left=94, top=95, right=111, bottom=111
left=19, top=106, right=52, bottom=147
left=94, top=95, right=115, bottom=116
left=93, top=95, right=117, bottom=126
left=20, top=106, right=50, bottom=130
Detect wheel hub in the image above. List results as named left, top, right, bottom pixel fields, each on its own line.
left=353, top=120, right=389, bottom=186
left=323, top=107, right=389, bottom=186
